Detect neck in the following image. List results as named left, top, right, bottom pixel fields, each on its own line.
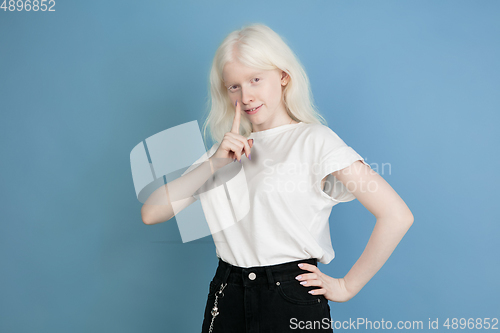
left=251, top=117, right=297, bottom=133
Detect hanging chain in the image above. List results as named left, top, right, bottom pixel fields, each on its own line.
left=208, top=282, right=227, bottom=333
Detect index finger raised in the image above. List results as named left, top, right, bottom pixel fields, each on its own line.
left=231, top=100, right=241, bottom=134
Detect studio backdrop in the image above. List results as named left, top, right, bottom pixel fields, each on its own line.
left=0, top=0, right=499, bottom=332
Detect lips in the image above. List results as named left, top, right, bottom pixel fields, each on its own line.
left=245, top=104, right=262, bottom=114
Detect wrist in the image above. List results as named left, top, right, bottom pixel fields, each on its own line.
left=209, top=156, right=232, bottom=172
left=342, top=276, right=361, bottom=300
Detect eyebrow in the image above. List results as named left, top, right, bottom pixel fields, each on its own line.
left=224, top=71, right=264, bottom=87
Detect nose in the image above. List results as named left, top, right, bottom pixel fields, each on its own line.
left=240, top=87, right=254, bottom=106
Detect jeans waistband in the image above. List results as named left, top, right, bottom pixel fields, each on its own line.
left=214, top=257, right=318, bottom=290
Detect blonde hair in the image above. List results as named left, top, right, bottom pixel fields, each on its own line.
left=201, top=23, right=328, bottom=148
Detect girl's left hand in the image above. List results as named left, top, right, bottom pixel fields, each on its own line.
left=296, top=263, right=355, bottom=303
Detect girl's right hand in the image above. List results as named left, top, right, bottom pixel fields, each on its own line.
left=211, top=100, right=254, bottom=166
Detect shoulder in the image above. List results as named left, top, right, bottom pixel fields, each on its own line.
left=299, top=123, right=347, bottom=148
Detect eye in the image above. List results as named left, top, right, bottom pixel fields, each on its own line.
left=227, top=78, right=260, bottom=92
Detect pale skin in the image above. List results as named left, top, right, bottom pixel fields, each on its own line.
left=212, top=58, right=414, bottom=303
left=297, top=163, right=414, bottom=302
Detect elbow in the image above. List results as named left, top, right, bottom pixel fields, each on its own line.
left=408, top=213, right=414, bottom=226
left=141, top=200, right=177, bottom=225
left=141, top=205, right=152, bottom=225
left=401, top=211, right=414, bottom=230
left=141, top=205, right=173, bottom=225
left=396, top=206, right=414, bottom=228
left=378, top=212, right=414, bottom=230
left=405, top=208, right=414, bottom=226
left=395, top=209, right=413, bottom=226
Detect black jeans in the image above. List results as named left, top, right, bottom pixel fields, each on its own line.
left=201, top=257, right=334, bottom=333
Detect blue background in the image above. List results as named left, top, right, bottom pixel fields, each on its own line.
left=1, top=0, right=499, bottom=332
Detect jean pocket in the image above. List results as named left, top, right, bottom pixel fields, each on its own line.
left=207, top=278, right=223, bottom=299
left=276, top=280, right=323, bottom=306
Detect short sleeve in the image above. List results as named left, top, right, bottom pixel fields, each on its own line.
left=314, top=126, right=371, bottom=203
left=180, top=143, right=219, bottom=200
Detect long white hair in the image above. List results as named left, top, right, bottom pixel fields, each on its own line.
left=201, top=23, right=328, bottom=147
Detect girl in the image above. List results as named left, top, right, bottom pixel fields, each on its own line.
left=141, top=23, right=413, bottom=333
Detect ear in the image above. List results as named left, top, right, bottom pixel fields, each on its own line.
left=281, top=71, right=290, bottom=86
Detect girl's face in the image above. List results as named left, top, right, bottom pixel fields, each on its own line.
left=222, top=59, right=290, bottom=130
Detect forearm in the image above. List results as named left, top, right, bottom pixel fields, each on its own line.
left=343, top=215, right=413, bottom=295
left=141, top=157, right=226, bottom=224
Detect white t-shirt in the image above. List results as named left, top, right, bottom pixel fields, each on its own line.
left=181, top=121, right=370, bottom=268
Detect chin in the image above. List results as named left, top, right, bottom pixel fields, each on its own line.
left=250, top=118, right=263, bottom=126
